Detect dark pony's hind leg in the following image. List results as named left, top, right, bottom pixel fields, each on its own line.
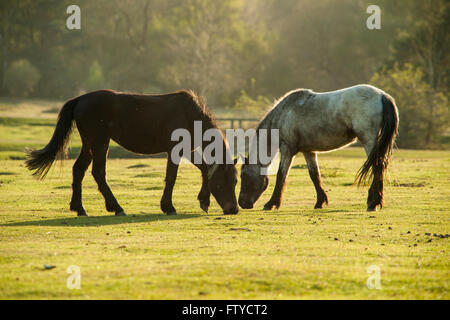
left=70, top=145, right=92, bottom=216
left=303, top=152, right=328, bottom=209
left=160, top=159, right=179, bottom=215
left=91, top=140, right=126, bottom=216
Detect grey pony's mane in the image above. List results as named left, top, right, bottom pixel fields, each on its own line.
left=249, top=90, right=307, bottom=168
left=256, top=89, right=313, bottom=131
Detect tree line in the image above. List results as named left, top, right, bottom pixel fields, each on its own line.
left=0, top=0, right=448, bottom=148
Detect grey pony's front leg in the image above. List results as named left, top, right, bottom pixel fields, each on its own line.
left=192, top=150, right=210, bottom=213
left=263, top=145, right=294, bottom=210
left=160, top=159, right=179, bottom=215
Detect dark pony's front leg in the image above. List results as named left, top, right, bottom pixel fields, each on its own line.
left=303, top=152, right=328, bottom=209
left=191, top=150, right=210, bottom=213
left=160, top=159, right=179, bottom=215
left=263, top=145, right=294, bottom=210
left=197, top=167, right=210, bottom=213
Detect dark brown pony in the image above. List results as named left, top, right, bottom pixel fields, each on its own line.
left=26, top=90, right=239, bottom=216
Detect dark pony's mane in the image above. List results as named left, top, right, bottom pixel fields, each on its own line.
left=180, top=90, right=235, bottom=167
left=111, top=89, right=218, bottom=130
left=179, top=89, right=219, bottom=131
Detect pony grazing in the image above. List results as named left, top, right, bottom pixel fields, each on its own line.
left=26, top=90, right=239, bottom=216
left=239, top=84, right=399, bottom=212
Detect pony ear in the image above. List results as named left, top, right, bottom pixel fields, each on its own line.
left=233, top=154, right=247, bottom=165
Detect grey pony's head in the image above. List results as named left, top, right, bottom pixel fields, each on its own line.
left=238, top=158, right=269, bottom=209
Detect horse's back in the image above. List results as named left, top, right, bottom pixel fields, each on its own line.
left=310, top=84, right=384, bottom=127
left=72, top=90, right=205, bottom=154
left=273, top=85, right=386, bottom=152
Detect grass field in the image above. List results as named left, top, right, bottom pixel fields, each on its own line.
left=0, top=99, right=449, bottom=299
left=0, top=148, right=449, bottom=299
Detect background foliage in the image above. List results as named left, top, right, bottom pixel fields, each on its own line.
left=0, top=0, right=448, bottom=148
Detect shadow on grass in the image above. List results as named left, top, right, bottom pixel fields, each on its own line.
left=1, top=213, right=202, bottom=227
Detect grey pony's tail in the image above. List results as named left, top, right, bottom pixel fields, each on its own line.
left=25, top=98, right=78, bottom=179
left=355, top=94, right=399, bottom=197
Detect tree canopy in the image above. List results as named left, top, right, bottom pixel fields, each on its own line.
left=0, top=0, right=448, bottom=148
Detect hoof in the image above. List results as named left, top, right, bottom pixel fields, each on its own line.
left=199, top=202, right=209, bottom=213
left=161, top=201, right=177, bottom=215
left=263, top=204, right=274, bottom=211
left=366, top=207, right=377, bottom=212
left=77, top=208, right=88, bottom=217
left=115, top=211, right=128, bottom=216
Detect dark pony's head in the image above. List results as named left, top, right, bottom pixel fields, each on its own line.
left=186, top=90, right=239, bottom=215
left=207, top=162, right=238, bottom=214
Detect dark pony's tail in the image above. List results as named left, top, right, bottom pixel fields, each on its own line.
left=25, top=98, right=78, bottom=179
left=355, top=94, right=399, bottom=199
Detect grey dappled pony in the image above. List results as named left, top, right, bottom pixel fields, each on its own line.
left=239, top=84, right=399, bottom=212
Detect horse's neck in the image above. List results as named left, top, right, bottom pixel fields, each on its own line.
left=202, top=121, right=233, bottom=165
left=249, top=117, right=278, bottom=169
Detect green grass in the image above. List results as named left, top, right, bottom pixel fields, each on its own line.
left=0, top=148, right=449, bottom=299
left=0, top=102, right=448, bottom=299
left=0, top=97, right=61, bottom=119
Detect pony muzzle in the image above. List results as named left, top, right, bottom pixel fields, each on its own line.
left=223, top=205, right=239, bottom=215
left=238, top=196, right=254, bottom=209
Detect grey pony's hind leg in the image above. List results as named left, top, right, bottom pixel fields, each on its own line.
left=362, top=140, right=383, bottom=212
left=303, top=152, right=328, bottom=209
left=70, top=145, right=92, bottom=216
left=91, top=140, right=126, bottom=216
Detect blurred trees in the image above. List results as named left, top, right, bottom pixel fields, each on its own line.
left=371, top=64, right=449, bottom=149
left=4, top=59, right=40, bottom=96
left=230, top=90, right=272, bottom=117
left=0, top=0, right=448, bottom=147
left=157, top=0, right=268, bottom=105
left=254, top=0, right=399, bottom=96
left=382, top=0, right=449, bottom=92
left=84, top=61, right=104, bottom=91
left=377, top=0, right=449, bottom=148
